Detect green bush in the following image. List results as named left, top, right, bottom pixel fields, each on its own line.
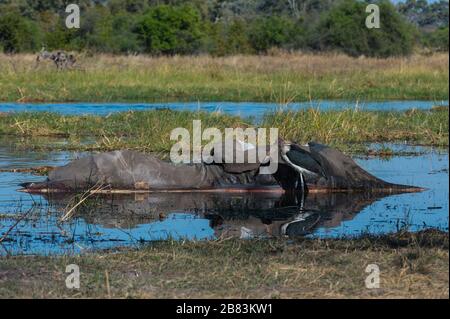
left=249, top=16, right=296, bottom=52
left=0, top=0, right=445, bottom=56
left=314, top=0, right=414, bottom=57
left=424, top=27, right=449, bottom=52
left=209, top=19, right=253, bottom=56
left=38, top=12, right=77, bottom=51
left=0, top=11, right=42, bottom=53
left=134, top=4, right=204, bottom=54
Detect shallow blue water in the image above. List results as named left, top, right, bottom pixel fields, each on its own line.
left=0, top=138, right=448, bottom=255
left=312, top=151, right=449, bottom=238
left=1, top=100, right=448, bottom=118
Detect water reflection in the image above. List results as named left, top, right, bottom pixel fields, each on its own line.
left=0, top=188, right=433, bottom=256
left=45, top=191, right=390, bottom=237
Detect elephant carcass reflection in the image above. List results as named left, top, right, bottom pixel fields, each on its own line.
left=41, top=189, right=401, bottom=238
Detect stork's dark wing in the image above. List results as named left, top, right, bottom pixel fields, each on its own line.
left=272, top=163, right=300, bottom=190
left=287, top=144, right=325, bottom=176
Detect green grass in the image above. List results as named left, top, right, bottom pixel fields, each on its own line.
left=263, top=107, right=449, bottom=147
left=0, top=53, right=448, bottom=102
left=0, top=109, right=248, bottom=153
left=0, top=107, right=448, bottom=154
left=0, top=231, right=447, bottom=298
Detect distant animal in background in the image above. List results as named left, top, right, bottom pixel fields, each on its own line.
left=36, top=47, right=53, bottom=62
left=36, top=47, right=77, bottom=70
left=52, top=51, right=77, bottom=69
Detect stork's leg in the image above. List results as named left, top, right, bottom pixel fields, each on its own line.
left=299, top=173, right=306, bottom=211
left=300, top=173, right=305, bottom=194
left=299, top=186, right=305, bottom=211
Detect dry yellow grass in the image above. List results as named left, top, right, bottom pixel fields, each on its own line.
left=0, top=53, right=448, bottom=102
left=0, top=231, right=448, bottom=298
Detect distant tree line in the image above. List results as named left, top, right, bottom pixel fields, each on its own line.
left=0, top=0, right=448, bottom=57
